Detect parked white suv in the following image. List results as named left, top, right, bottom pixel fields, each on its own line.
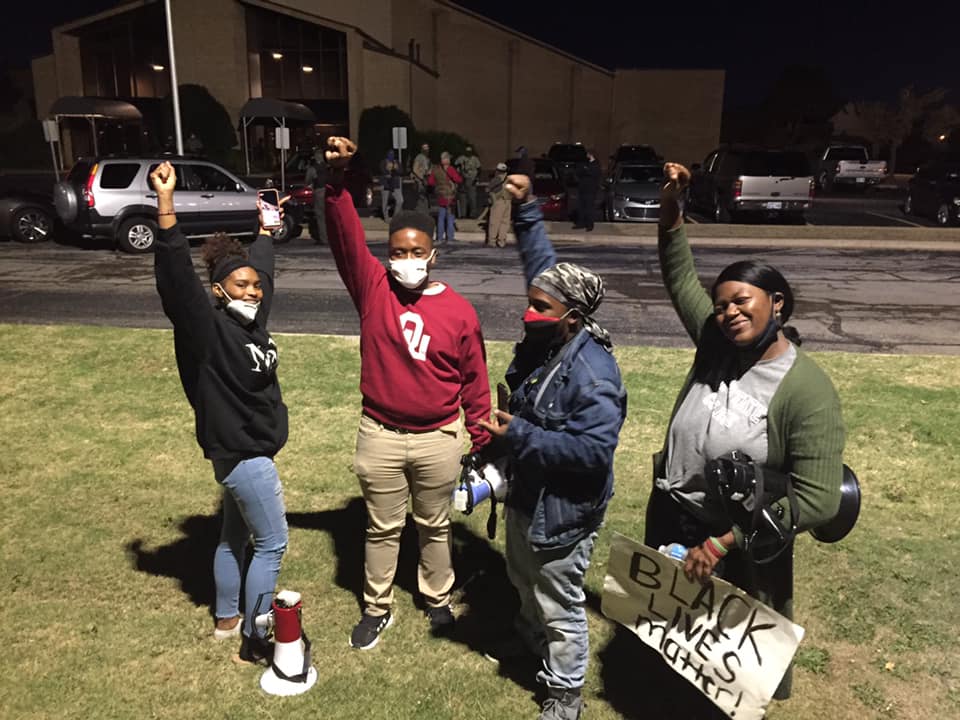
left=53, top=157, right=302, bottom=253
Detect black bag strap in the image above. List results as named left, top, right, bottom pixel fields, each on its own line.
left=270, top=628, right=313, bottom=683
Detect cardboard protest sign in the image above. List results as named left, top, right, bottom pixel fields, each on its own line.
left=601, top=533, right=804, bottom=720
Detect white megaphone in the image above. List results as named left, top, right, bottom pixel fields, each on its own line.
left=453, top=456, right=509, bottom=513
left=258, top=590, right=318, bottom=696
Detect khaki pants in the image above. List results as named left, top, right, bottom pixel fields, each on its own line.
left=353, top=414, right=463, bottom=615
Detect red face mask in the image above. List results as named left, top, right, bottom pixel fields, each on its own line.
left=523, top=308, right=562, bottom=327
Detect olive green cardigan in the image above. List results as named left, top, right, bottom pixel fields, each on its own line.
left=653, top=223, right=846, bottom=547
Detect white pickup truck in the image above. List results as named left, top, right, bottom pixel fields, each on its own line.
left=817, top=145, right=887, bottom=192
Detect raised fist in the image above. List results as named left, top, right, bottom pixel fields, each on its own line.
left=661, top=162, right=690, bottom=199
left=503, top=173, right=531, bottom=201
left=149, top=161, right=177, bottom=195
left=325, top=136, right=357, bottom=169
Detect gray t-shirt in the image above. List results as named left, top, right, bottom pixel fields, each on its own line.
left=659, top=343, right=797, bottom=527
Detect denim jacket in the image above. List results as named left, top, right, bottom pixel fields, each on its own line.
left=503, top=201, right=627, bottom=549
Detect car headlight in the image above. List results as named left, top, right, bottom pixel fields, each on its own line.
left=549, top=194, right=563, bottom=202
left=953, top=197, right=960, bottom=206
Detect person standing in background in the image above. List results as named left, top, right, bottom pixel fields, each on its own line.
left=484, top=162, right=511, bottom=247
left=305, top=147, right=329, bottom=244
left=412, top=143, right=433, bottom=214
left=380, top=150, right=404, bottom=222
left=455, top=145, right=482, bottom=219
left=574, top=150, right=601, bottom=232
left=428, top=152, right=463, bottom=245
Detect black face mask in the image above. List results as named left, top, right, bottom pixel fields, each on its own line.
left=743, top=301, right=781, bottom=353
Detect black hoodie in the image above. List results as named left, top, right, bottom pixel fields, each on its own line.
left=154, top=224, right=288, bottom=460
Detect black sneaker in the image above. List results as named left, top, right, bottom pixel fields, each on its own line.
left=236, top=633, right=273, bottom=665
left=425, top=605, right=455, bottom=636
left=349, top=611, right=393, bottom=650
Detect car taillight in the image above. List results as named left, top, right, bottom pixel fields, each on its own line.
left=86, top=163, right=98, bottom=208
left=734, top=178, right=742, bottom=199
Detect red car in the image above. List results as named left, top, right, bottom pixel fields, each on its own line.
left=506, top=157, right=570, bottom=220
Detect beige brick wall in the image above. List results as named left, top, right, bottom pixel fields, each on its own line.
left=31, top=55, right=58, bottom=121
left=362, top=50, right=411, bottom=115
left=612, top=70, right=725, bottom=168
left=170, top=0, right=249, bottom=125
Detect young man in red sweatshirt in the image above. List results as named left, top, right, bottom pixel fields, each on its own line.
left=322, top=137, right=491, bottom=650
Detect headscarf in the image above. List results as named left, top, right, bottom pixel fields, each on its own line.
left=530, top=262, right=612, bottom=350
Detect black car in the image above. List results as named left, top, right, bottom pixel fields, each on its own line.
left=546, top=143, right=589, bottom=185
left=0, top=194, right=56, bottom=243
left=905, top=163, right=960, bottom=226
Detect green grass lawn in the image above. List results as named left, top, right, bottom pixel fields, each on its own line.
left=2, top=324, right=958, bottom=720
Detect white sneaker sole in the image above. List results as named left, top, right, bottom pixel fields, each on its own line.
left=213, top=619, right=242, bottom=641
left=349, top=613, right=394, bottom=650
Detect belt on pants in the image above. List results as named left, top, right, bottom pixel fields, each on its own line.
left=362, top=412, right=435, bottom=435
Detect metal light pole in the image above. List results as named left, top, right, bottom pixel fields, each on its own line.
left=164, top=0, right=184, bottom=155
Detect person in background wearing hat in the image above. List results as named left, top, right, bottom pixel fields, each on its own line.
left=484, top=162, right=511, bottom=247
left=411, top=142, right=433, bottom=213
left=150, top=161, right=289, bottom=665
left=305, top=146, right=329, bottom=244
left=455, top=145, right=482, bottom=218
left=321, top=137, right=492, bottom=650
left=479, top=173, right=627, bottom=720
left=380, top=149, right=404, bottom=222
left=641, top=162, right=845, bottom=713
left=428, top=151, right=463, bottom=245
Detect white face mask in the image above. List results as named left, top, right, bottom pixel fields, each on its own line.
left=389, top=250, right=435, bottom=290
left=215, top=283, right=260, bottom=324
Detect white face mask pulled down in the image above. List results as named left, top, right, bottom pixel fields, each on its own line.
left=389, top=250, right=436, bottom=290
left=215, top=283, right=260, bottom=324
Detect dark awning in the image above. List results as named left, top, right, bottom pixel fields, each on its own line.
left=49, top=96, right=143, bottom=121
left=240, top=98, right=316, bottom=124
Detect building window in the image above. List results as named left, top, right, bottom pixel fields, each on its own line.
left=246, top=7, right=347, bottom=100
left=77, top=3, right=170, bottom=99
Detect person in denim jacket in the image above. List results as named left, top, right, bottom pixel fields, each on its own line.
left=479, top=173, right=627, bottom=720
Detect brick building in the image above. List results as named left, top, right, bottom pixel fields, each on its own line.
left=31, top=0, right=724, bottom=167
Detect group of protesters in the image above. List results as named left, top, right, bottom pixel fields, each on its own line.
left=150, top=132, right=846, bottom=719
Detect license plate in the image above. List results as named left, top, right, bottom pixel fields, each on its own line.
left=765, top=201, right=783, bottom=209
left=856, top=177, right=865, bottom=183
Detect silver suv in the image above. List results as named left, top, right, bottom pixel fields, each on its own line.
left=53, top=157, right=302, bottom=253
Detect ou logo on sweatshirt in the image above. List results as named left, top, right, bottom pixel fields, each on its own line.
left=399, top=311, right=431, bottom=361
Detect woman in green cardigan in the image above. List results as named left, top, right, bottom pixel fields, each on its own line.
left=646, top=163, right=845, bottom=701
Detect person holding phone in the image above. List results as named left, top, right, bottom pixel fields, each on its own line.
left=150, top=161, right=290, bottom=664
left=478, top=173, right=627, bottom=720
left=320, top=137, right=492, bottom=651
left=257, top=188, right=283, bottom=229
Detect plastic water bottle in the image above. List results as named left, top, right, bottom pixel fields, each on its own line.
left=658, top=543, right=688, bottom=561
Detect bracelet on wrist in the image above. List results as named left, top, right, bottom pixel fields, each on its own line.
left=705, top=536, right=728, bottom=559
left=157, top=211, right=176, bottom=216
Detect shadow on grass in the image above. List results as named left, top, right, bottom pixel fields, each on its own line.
left=595, top=625, right=726, bottom=720
left=126, top=511, right=222, bottom=614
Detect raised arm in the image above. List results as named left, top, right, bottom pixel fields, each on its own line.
left=505, top=174, right=558, bottom=285
left=151, top=162, right=215, bottom=348
left=323, top=137, right=385, bottom=312
left=658, top=163, right=713, bottom=345
left=245, top=194, right=290, bottom=325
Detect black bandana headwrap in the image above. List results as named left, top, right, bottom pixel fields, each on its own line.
left=210, top=256, right=253, bottom=284
left=530, top=262, right=612, bottom=350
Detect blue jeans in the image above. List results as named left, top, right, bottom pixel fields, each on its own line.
left=212, top=457, right=288, bottom=638
left=436, top=205, right=455, bottom=244
left=505, top=508, right=598, bottom=690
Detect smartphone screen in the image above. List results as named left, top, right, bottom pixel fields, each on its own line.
left=257, top=189, right=282, bottom=229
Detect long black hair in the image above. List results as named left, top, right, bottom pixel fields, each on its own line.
left=693, top=261, right=801, bottom=389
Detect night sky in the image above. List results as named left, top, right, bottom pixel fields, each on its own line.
left=7, top=0, right=959, bottom=110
